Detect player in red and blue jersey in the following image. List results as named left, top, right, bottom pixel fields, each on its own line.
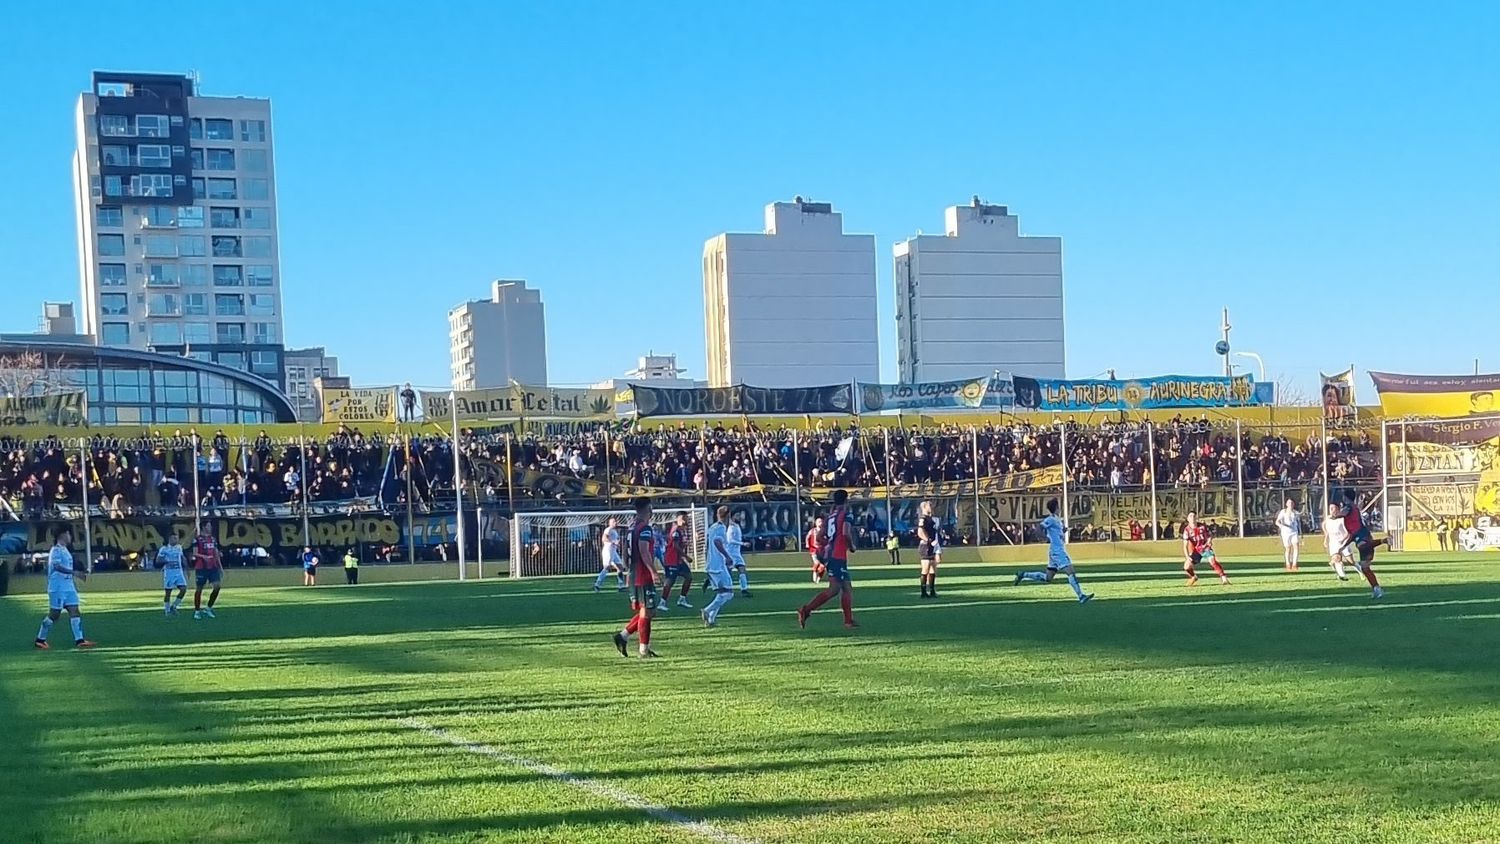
left=1182, top=512, right=1230, bottom=586
left=1340, top=492, right=1386, bottom=598
left=657, top=511, right=695, bottom=611
left=797, top=490, right=857, bottom=630
left=613, top=498, right=662, bottom=658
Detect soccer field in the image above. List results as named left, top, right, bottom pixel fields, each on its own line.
left=3, top=555, right=1498, bottom=844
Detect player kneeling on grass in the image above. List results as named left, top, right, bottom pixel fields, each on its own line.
left=701, top=506, right=737, bottom=627
left=798, top=490, right=857, bottom=630
left=657, top=511, right=695, bottom=612
left=157, top=534, right=188, bottom=615
left=1182, top=511, right=1230, bottom=586
left=34, top=528, right=96, bottom=650
left=1012, top=498, right=1094, bottom=604
left=613, top=498, right=662, bottom=658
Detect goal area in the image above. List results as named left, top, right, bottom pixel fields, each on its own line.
left=509, top=506, right=709, bottom=579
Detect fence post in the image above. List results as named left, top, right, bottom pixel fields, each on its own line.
left=1380, top=418, right=1390, bottom=537
left=193, top=431, right=204, bottom=538
left=1235, top=418, right=1246, bottom=538
left=1399, top=418, right=1409, bottom=532
left=1320, top=412, right=1330, bottom=517
left=970, top=426, right=982, bottom=546
left=450, top=390, right=466, bottom=581
left=476, top=504, right=484, bottom=579
left=604, top=427, right=613, bottom=504
left=505, top=432, right=517, bottom=518
left=792, top=428, right=803, bottom=550
left=298, top=428, right=311, bottom=549
left=1147, top=421, right=1159, bottom=541
left=79, top=438, right=92, bottom=571
left=882, top=426, right=894, bottom=547
left=403, top=433, right=416, bottom=565
left=1059, top=421, right=1070, bottom=541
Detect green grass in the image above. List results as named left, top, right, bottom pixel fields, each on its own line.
left=2, top=554, right=1498, bottom=844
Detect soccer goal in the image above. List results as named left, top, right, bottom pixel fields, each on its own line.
left=509, top=506, right=709, bottom=579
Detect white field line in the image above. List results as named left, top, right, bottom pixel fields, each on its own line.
left=402, top=718, right=763, bottom=844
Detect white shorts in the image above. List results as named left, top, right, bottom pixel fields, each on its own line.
left=163, top=569, right=187, bottom=589
left=601, top=552, right=621, bottom=570
left=729, top=556, right=746, bottom=569
left=48, top=586, right=80, bottom=611
left=1281, top=532, right=1299, bottom=548
left=1047, top=552, right=1072, bottom=571
left=1328, top=545, right=1352, bottom=560
left=706, top=569, right=734, bottom=591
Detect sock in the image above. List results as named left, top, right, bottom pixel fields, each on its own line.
left=194, top=589, right=204, bottom=610
left=920, top=575, right=929, bottom=595
left=680, top=574, right=692, bottom=595
left=661, top=581, right=675, bottom=601
left=708, top=591, right=733, bottom=622
left=804, top=590, right=833, bottom=614
left=1362, top=564, right=1380, bottom=588
left=208, top=588, right=220, bottom=608
left=624, top=615, right=641, bottom=636
left=164, top=595, right=171, bottom=609
left=594, top=569, right=610, bottom=589
left=1184, top=563, right=1197, bottom=579
left=1066, top=572, right=1086, bottom=599
left=839, top=590, right=854, bottom=623
left=738, top=571, right=749, bottom=592
left=37, top=617, right=54, bottom=641
left=1021, top=571, right=1048, bottom=583
left=927, top=573, right=936, bottom=593
left=70, top=617, right=84, bottom=642
left=1290, top=546, right=1299, bottom=567
left=1333, top=558, right=1347, bottom=578
left=639, top=615, right=652, bottom=646
left=1209, top=560, right=1227, bottom=579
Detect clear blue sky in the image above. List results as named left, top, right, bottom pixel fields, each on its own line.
left=2, top=2, right=1496, bottom=395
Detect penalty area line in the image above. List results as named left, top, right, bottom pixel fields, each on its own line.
left=401, top=718, right=762, bottom=844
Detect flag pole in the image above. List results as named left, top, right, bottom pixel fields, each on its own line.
left=451, top=389, right=466, bottom=581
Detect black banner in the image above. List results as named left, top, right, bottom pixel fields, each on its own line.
left=1403, top=417, right=1500, bottom=445
left=631, top=384, right=854, bottom=418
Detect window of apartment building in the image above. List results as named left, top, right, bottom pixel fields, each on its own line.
left=177, top=206, right=204, bottom=227
left=136, top=115, right=169, bottom=138
left=100, top=293, right=129, bottom=316
left=104, top=176, right=123, bottom=197
left=213, top=265, right=243, bottom=286
left=246, top=265, right=273, bottom=286
left=149, top=322, right=183, bottom=346
left=251, top=322, right=277, bottom=344
left=241, top=148, right=268, bottom=172
left=101, top=322, right=129, bottom=344
left=204, top=119, right=233, bottom=140
left=183, top=264, right=209, bottom=286
left=183, top=322, right=212, bottom=344
left=239, top=120, right=266, bottom=142
left=190, top=148, right=204, bottom=170
left=99, top=264, right=127, bottom=286
left=211, top=236, right=241, bottom=257
left=96, top=206, right=123, bottom=227
left=215, top=293, right=245, bottom=316
left=99, top=114, right=131, bottom=137
left=189, top=118, right=202, bottom=139
left=143, top=205, right=176, bottom=227
left=137, top=144, right=171, bottom=168
left=243, top=178, right=269, bottom=200
left=210, top=207, right=240, bottom=228
left=244, top=237, right=272, bottom=258
left=102, top=145, right=130, bottom=166
left=130, top=174, right=172, bottom=197
left=144, top=235, right=177, bottom=257
left=145, top=263, right=180, bottom=287
left=178, top=235, right=206, bottom=257
left=148, top=293, right=181, bottom=316
left=183, top=293, right=209, bottom=315
left=98, top=234, right=125, bottom=256
left=191, top=177, right=205, bottom=197
left=219, top=351, right=248, bottom=371
left=242, top=207, right=272, bottom=229
left=206, top=178, right=236, bottom=200
left=251, top=351, right=278, bottom=375
left=206, top=148, right=235, bottom=170
left=249, top=293, right=275, bottom=316
left=216, top=323, right=244, bottom=343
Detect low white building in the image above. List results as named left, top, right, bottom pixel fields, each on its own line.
left=703, top=198, right=879, bottom=387
left=894, top=199, right=1065, bottom=381
left=592, top=353, right=705, bottom=416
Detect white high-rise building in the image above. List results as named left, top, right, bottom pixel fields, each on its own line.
left=894, top=199, right=1065, bottom=381
left=72, top=72, right=286, bottom=385
left=449, top=280, right=548, bottom=390
left=703, top=198, right=879, bottom=387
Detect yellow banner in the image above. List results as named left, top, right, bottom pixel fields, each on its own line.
left=422, top=385, right=615, bottom=421
left=1390, top=439, right=1499, bottom=476
left=0, top=392, right=87, bottom=427
left=1369, top=371, right=1500, bottom=418
left=322, top=387, right=397, bottom=423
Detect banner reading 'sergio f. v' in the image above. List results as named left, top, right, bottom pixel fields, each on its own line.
left=1011, top=374, right=1262, bottom=412
left=631, top=384, right=854, bottom=417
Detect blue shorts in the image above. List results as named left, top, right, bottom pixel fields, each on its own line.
left=662, top=562, right=691, bottom=580
left=195, top=568, right=222, bottom=587
left=824, top=558, right=851, bottom=582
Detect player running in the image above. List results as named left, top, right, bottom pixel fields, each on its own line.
left=192, top=523, right=224, bottom=619
left=1012, top=498, right=1094, bottom=603
left=701, top=506, right=737, bottom=627
left=657, top=511, right=695, bottom=612
left=1276, top=499, right=1302, bottom=571
left=1323, top=503, right=1353, bottom=581
left=797, top=489, right=857, bottom=630
left=34, top=528, right=95, bottom=650
left=728, top=513, right=751, bottom=597
left=612, top=498, right=661, bottom=658
left=157, top=533, right=188, bottom=615
left=807, top=515, right=827, bottom=583
left=1182, top=512, right=1230, bottom=586
left=593, top=517, right=627, bottom=592
left=917, top=501, right=941, bottom=598
left=1339, top=492, right=1386, bottom=598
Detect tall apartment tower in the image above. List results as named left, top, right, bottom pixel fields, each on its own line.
left=449, top=280, right=549, bottom=390
left=894, top=199, right=1065, bottom=382
left=703, top=198, right=879, bottom=387
left=72, top=71, right=286, bottom=385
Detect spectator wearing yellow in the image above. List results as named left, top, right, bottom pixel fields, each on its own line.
left=343, top=548, right=359, bottom=585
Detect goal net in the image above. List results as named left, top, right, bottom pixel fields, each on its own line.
left=509, top=506, right=709, bottom=579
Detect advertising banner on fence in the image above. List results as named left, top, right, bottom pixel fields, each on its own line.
left=1320, top=368, right=1358, bottom=425
left=1368, top=371, right=1500, bottom=418
left=0, top=391, right=87, bottom=427
left=991, top=485, right=1293, bottom=530
left=1403, top=417, right=1500, bottom=444
left=1011, top=374, right=1262, bottom=412
left=323, top=387, right=397, bottom=423
left=1389, top=439, right=1499, bottom=476
left=421, top=385, right=615, bottom=421
left=857, top=377, right=989, bottom=413
left=631, top=383, right=854, bottom=417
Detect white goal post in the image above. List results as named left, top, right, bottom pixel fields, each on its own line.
left=509, top=506, right=709, bottom=579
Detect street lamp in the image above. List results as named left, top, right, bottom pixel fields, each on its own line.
left=1233, top=352, right=1266, bottom=383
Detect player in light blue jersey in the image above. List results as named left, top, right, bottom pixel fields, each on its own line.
left=34, top=528, right=96, bottom=649
left=1012, top=499, right=1093, bottom=603
left=157, top=534, right=188, bottom=615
